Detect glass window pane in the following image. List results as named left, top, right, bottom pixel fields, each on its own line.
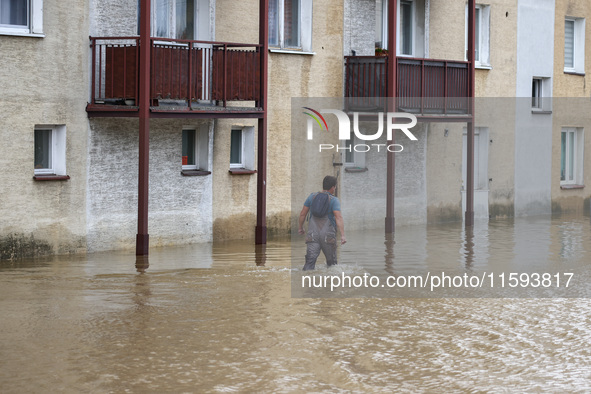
left=284, top=0, right=300, bottom=48
left=268, top=0, right=279, bottom=46
left=230, top=129, right=242, bottom=165
left=176, top=0, right=194, bottom=40
left=155, top=0, right=170, bottom=38
left=182, top=130, right=195, bottom=166
left=34, top=129, right=52, bottom=170
left=561, top=131, right=566, bottom=181
left=565, top=20, right=575, bottom=68
left=475, top=7, right=481, bottom=61
left=401, top=1, right=412, bottom=55
left=568, top=131, right=574, bottom=180
left=345, top=138, right=354, bottom=163
left=0, top=0, right=28, bottom=26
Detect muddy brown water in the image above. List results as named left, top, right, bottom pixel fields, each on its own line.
left=1, top=215, right=591, bottom=392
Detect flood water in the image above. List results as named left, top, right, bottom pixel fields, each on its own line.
left=2, top=215, right=591, bottom=392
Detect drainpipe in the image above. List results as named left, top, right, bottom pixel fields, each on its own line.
left=136, top=0, right=151, bottom=255
left=465, top=0, right=475, bottom=227
left=385, top=0, right=398, bottom=233
left=256, top=0, right=269, bottom=244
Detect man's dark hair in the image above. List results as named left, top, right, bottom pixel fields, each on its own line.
left=323, top=175, right=337, bottom=190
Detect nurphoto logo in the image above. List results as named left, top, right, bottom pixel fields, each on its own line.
left=302, top=107, right=418, bottom=153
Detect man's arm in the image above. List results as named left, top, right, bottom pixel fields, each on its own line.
left=333, top=210, right=347, bottom=245
left=298, top=206, right=310, bottom=235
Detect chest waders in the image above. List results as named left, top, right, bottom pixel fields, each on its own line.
left=303, top=215, right=337, bottom=271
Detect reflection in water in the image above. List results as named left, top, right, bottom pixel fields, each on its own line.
left=1, top=216, right=591, bottom=392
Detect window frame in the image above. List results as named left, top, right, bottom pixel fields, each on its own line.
left=268, top=0, right=313, bottom=53
left=560, top=127, right=584, bottom=186
left=465, top=3, right=490, bottom=68
left=398, top=0, right=414, bottom=57
left=182, top=125, right=210, bottom=172
left=564, top=17, right=585, bottom=75
left=34, top=125, right=66, bottom=176
left=230, top=126, right=255, bottom=170
left=0, top=0, right=43, bottom=37
left=531, top=77, right=552, bottom=112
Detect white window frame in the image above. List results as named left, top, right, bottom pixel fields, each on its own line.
left=341, top=134, right=366, bottom=169
left=560, top=127, right=584, bottom=186
left=397, top=0, right=415, bottom=57
left=0, top=0, right=44, bottom=37
left=268, top=0, right=313, bottom=53
left=531, top=76, right=551, bottom=112
left=34, top=125, right=66, bottom=176
left=564, top=17, right=585, bottom=74
left=230, top=126, right=255, bottom=170
left=182, top=126, right=209, bottom=171
left=151, top=0, right=199, bottom=40
left=465, top=3, right=490, bottom=68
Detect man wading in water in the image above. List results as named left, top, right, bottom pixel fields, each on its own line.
left=298, top=175, right=347, bottom=270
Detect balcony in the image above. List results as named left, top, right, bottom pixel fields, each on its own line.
left=87, top=37, right=264, bottom=118
left=344, top=56, right=471, bottom=118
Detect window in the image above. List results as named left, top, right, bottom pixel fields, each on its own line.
left=269, top=0, right=312, bottom=52
left=400, top=0, right=413, bottom=56
left=230, top=126, right=255, bottom=170
left=561, top=127, right=584, bottom=185
left=564, top=17, right=585, bottom=74
left=152, top=0, right=195, bottom=39
left=34, top=125, right=66, bottom=176
left=182, top=126, right=209, bottom=171
left=532, top=78, right=542, bottom=109
left=465, top=4, right=490, bottom=67
left=0, top=0, right=43, bottom=36
left=341, top=134, right=366, bottom=170
left=531, top=77, right=551, bottom=111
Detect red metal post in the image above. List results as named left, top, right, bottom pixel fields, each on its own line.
left=136, top=0, right=151, bottom=255
left=465, top=0, right=476, bottom=227
left=385, top=0, right=397, bottom=233
left=255, top=0, right=269, bottom=244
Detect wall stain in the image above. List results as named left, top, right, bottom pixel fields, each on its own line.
left=0, top=234, right=52, bottom=261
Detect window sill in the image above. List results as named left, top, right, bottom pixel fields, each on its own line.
left=181, top=169, right=211, bottom=176
left=564, top=70, right=585, bottom=76
left=229, top=169, right=257, bottom=175
left=33, top=174, right=70, bottom=181
left=475, top=64, right=492, bottom=70
left=345, top=167, right=368, bottom=173
left=0, top=31, right=45, bottom=38
left=531, top=109, right=552, bottom=115
left=269, top=48, right=315, bottom=56
left=560, top=184, right=584, bottom=190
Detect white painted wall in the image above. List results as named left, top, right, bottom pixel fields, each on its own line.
left=514, top=0, right=555, bottom=216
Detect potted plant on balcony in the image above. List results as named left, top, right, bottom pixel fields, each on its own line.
left=375, top=47, right=388, bottom=57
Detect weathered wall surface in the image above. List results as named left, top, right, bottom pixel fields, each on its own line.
left=0, top=0, right=89, bottom=259
left=215, top=0, right=345, bottom=239
left=87, top=119, right=213, bottom=252
left=514, top=0, right=555, bottom=216
left=551, top=0, right=591, bottom=214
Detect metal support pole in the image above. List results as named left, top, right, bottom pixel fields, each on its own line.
left=385, top=0, right=398, bottom=233
left=465, top=0, right=476, bottom=227
left=136, top=0, right=151, bottom=255
left=255, top=0, right=269, bottom=244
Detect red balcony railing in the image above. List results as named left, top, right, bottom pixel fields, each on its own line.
left=88, top=37, right=262, bottom=110
left=344, top=56, right=470, bottom=114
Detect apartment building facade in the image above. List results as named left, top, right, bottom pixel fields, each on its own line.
left=1, top=0, right=590, bottom=260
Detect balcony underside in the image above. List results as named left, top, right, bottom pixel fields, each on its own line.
left=86, top=102, right=264, bottom=118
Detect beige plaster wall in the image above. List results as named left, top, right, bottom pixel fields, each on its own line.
left=553, top=0, right=591, bottom=98
left=0, top=1, right=89, bottom=259
left=213, top=0, right=344, bottom=240
left=551, top=0, right=591, bottom=213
